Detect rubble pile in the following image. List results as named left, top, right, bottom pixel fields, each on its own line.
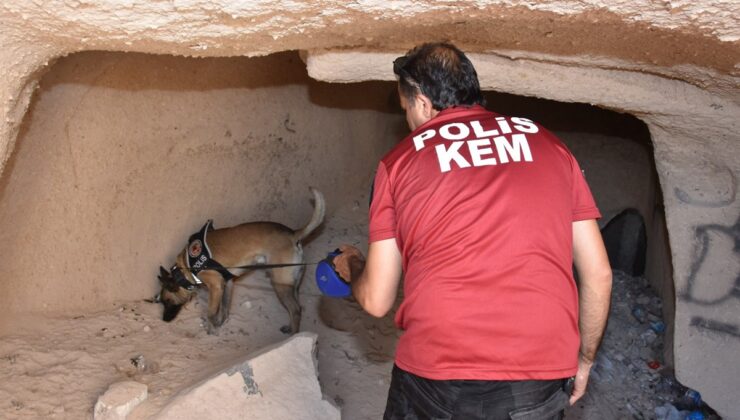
left=580, top=271, right=719, bottom=420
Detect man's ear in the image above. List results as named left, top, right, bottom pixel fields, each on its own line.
left=414, top=93, right=434, bottom=119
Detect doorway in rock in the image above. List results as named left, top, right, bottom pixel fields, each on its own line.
left=476, top=92, right=691, bottom=417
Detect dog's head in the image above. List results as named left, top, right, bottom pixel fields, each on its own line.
left=157, top=266, right=193, bottom=322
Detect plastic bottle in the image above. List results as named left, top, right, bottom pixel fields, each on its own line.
left=650, top=320, right=666, bottom=333
left=686, top=410, right=705, bottom=420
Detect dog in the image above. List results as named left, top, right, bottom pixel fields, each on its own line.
left=156, top=187, right=325, bottom=335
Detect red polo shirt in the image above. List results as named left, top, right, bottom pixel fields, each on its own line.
left=369, top=105, right=600, bottom=380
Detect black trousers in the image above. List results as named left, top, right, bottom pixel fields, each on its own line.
left=384, top=365, right=571, bottom=420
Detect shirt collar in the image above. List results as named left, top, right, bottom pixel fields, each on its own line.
left=414, top=104, right=489, bottom=133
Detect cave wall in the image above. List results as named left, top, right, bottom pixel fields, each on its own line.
left=0, top=51, right=401, bottom=314
left=0, top=1, right=738, bottom=417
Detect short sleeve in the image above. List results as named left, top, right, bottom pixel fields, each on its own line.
left=368, top=161, right=397, bottom=242
left=571, top=156, right=602, bottom=221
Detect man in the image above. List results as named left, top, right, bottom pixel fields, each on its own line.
left=333, top=43, right=612, bottom=420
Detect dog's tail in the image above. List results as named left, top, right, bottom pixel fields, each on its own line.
left=293, top=187, right=326, bottom=242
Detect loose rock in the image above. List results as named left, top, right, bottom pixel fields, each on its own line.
left=93, top=381, right=148, bottom=420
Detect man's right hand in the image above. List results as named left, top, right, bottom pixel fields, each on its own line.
left=571, top=219, right=611, bottom=405
left=569, top=354, right=594, bottom=405
left=331, top=245, right=366, bottom=284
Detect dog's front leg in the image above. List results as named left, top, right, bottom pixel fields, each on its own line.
left=221, top=279, right=235, bottom=322
left=201, top=272, right=227, bottom=335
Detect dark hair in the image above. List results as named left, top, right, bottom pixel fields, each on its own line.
left=393, top=43, right=485, bottom=110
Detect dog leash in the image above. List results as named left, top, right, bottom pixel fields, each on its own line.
left=157, top=259, right=330, bottom=298
left=148, top=262, right=332, bottom=303
left=183, top=261, right=320, bottom=271
left=152, top=254, right=348, bottom=303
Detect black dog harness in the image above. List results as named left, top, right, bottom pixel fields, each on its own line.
left=172, top=220, right=236, bottom=291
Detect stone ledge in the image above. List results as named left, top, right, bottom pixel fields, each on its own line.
left=151, top=332, right=340, bottom=420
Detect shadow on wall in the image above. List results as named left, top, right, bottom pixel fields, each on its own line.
left=484, top=91, right=652, bottom=142
left=601, top=208, right=647, bottom=277
left=31, top=50, right=402, bottom=114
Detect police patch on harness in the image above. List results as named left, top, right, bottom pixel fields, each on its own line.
left=188, top=239, right=203, bottom=259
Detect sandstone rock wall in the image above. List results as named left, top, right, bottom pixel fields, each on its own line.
left=0, top=1, right=737, bottom=417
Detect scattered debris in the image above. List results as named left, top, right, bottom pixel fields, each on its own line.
left=130, top=355, right=147, bottom=372
left=570, top=271, right=719, bottom=419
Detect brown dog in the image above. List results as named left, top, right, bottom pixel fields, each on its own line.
left=157, top=188, right=325, bottom=334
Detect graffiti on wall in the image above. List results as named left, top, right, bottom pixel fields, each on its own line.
left=689, top=316, right=740, bottom=338
left=681, top=206, right=739, bottom=338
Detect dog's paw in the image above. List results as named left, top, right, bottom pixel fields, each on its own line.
left=205, top=321, right=221, bottom=336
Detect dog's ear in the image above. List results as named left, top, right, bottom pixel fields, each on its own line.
left=157, top=266, right=180, bottom=292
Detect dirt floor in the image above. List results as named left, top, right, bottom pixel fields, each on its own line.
left=0, top=194, right=707, bottom=419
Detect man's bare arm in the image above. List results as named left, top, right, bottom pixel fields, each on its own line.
left=570, top=219, right=612, bottom=404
